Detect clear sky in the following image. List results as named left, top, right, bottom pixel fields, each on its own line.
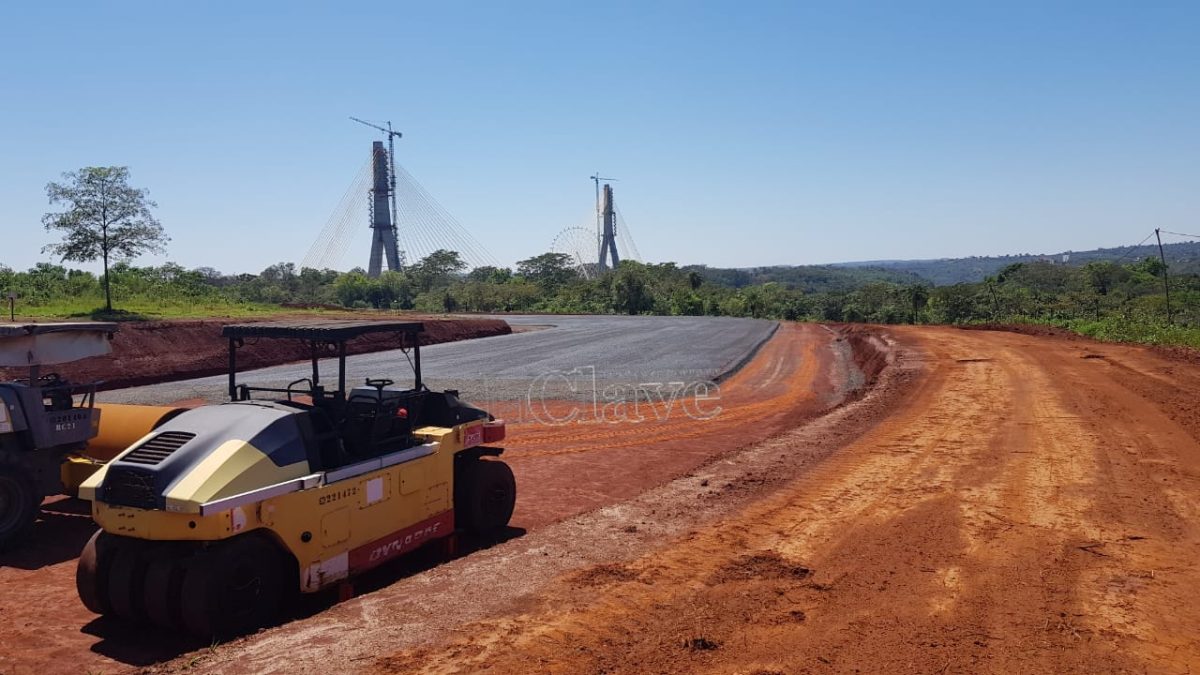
left=1, top=1, right=1197, bottom=274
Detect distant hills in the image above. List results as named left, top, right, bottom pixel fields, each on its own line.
left=691, top=240, right=1200, bottom=291
left=832, top=240, right=1200, bottom=285
left=685, top=263, right=925, bottom=293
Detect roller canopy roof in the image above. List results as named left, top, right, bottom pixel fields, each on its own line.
left=221, top=320, right=424, bottom=341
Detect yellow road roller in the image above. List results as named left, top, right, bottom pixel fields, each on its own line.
left=76, top=320, right=514, bottom=637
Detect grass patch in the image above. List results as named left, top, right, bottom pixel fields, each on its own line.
left=1063, top=317, right=1200, bottom=349
left=15, top=295, right=287, bottom=320
left=974, top=315, right=1200, bottom=350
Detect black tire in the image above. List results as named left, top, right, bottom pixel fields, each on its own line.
left=77, top=530, right=118, bottom=615
left=0, top=463, right=39, bottom=550
left=455, top=459, right=516, bottom=536
left=179, top=536, right=289, bottom=638
left=144, top=552, right=187, bottom=629
left=108, top=540, right=155, bottom=623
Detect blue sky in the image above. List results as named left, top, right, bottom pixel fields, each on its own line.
left=1, top=1, right=1197, bottom=274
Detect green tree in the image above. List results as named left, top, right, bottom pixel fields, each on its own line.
left=333, top=271, right=371, bottom=306
left=1132, top=256, right=1166, bottom=279
left=516, top=252, right=578, bottom=289
left=1083, top=261, right=1122, bottom=296
left=42, top=166, right=168, bottom=312
left=411, top=249, right=466, bottom=291
left=908, top=284, right=930, bottom=324
left=467, top=265, right=512, bottom=284
left=611, top=263, right=653, bottom=315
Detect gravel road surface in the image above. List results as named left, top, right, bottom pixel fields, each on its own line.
left=98, top=315, right=778, bottom=405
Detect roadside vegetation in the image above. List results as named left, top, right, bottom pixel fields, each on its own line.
left=3, top=249, right=1197, bottom=348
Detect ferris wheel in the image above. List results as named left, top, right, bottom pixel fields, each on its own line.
left=550, top=226, right=601, bottom=279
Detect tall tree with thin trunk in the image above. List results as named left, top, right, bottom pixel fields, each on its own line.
left=42, top=167, right=168, bottom=312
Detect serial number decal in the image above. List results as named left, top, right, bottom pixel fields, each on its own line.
left=318, top=486, right=359, bottom=506
left=53, top=410, right=90, bottom=432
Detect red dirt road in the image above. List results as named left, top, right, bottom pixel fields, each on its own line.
left=0, top=323, right=846, bottom=674
left=372, top=327, right=1200, bottom=674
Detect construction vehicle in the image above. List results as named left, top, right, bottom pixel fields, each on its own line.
left=0, top=323, right=184, bottom=549
left=76, top=320, right=515, bottom=637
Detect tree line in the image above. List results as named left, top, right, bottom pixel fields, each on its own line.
left=3, top=248, right=1197, bottom=345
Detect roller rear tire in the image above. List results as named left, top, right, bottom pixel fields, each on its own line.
left=455, top=459, right=516, bottom=536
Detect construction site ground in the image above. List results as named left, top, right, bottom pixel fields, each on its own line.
left=2, top=320, right=1200, bottom=674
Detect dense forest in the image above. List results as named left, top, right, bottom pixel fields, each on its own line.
left=3, top=245, right=1198, bottom=347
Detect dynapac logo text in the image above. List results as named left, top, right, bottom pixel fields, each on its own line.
left=368, top=522, right=443, bottom=562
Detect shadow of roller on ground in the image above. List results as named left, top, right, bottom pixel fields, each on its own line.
left=81, top=526, right=526, bottom=666
left=0, top=498, right=97, bottom=571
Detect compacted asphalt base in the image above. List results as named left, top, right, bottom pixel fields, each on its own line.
left=97, top=315, right=781, bottom=405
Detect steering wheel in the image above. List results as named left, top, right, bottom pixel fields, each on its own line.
left=365, top=378, right=394, bottom=391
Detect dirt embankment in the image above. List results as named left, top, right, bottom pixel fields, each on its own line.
left=0, top=316, right=510, bottom=391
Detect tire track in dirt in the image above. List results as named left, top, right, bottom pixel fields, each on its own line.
left=375, top=328, right=1200, bottom=674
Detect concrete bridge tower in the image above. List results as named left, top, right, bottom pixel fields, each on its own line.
left=598, top=184, right=620, bottom=271
left=367, top=141, right=401, bottom=277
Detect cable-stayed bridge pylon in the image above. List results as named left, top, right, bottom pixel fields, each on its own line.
left=303, top=129, right=497, bottom=274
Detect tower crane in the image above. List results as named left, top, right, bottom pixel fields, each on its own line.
left=589, top=173, right=618, bottom=241
left=350, top=117, right=403, bottom=260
